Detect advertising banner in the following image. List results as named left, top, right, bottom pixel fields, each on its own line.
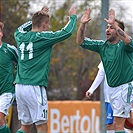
left=48, top=101, right=100, bottom=133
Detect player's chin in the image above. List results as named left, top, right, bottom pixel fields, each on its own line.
left=106, top=36, right=110, bottom=40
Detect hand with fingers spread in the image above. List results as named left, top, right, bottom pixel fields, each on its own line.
left=69, top=6, right=76, bottom=16
left=104, top=9, right=115, bottom=25
left=80, top=8, right=91, bottom=24
left=76, top=8, right=91, bottom=44
left=37, top=6, right=49, bottom=15
left=41, top=6, right=49, bottom=13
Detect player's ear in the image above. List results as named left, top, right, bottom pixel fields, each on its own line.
left=41, top=21, right=46, bottom=29
left=43, top=24, right=46, bottom=29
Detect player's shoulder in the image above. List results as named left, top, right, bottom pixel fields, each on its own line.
left=6, top=43, right=16, bottom=49
left=5, top=43, right=18, bottom=53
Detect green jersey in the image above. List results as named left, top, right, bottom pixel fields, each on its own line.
left=14, top=15, right=77, bottom=87
left=80, top=38, right=133, bottom=87
left=0, top=42, right=18, bottom=94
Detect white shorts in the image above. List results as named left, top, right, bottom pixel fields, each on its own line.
left=15, top=84, right=48, bottom=125
left=0, top=93, right=15, bottom=115
left=108, top=81, right=133, bottom=118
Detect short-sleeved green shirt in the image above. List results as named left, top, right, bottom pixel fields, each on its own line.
left=80, top=38, right=133, bottom=87
left=14, top=15, right=77, bottom=87
left=0, top=42, right=18, bottom=94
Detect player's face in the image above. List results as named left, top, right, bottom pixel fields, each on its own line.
left=0, top=28, right=3, bottom=40
left=105, top=23, right=118, bottom=43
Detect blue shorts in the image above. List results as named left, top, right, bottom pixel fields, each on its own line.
left=105, top=102, right=114, bottom=124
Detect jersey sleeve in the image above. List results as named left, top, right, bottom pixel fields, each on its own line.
left=88, top=62, right=105, bottom=94
left=14, top=21, right=32, bottom=42
left=80, top=37, right=105, bottom=53
left=36, top=15, right=77, bottom=47
left=124, top=38, right=133, bottom=52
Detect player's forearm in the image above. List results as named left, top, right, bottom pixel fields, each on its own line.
left=63, top=15, right=77, bottom=35
left=76, top=23, right=86, bottom=44
left=113, top=22, right=131, bottom=45
left=88, top=69, right=105, bottom=94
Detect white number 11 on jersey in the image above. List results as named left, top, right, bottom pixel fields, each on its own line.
left=19, top=42, right=33, bottom=60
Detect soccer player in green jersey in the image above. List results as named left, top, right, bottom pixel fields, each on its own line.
left=14, top=6, right=77, bottom=133
left=86, top=61, right=130, bottom=133
left=0, top=22, right=18, bottom=133
left=76, top=8, right=133, bottom=133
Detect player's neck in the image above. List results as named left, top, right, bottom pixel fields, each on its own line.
left=31, top=27, right=42, bottom=32
left=110, top=38, right=120, bottom=44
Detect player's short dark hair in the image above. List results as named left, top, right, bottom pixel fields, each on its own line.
left=32, top=11, right=49, bottom=28
left=115, top=19, right=125, bottom=31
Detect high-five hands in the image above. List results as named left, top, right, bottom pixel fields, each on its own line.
left=37, top=6, right=49, bottom=15
left=104, top=9, right=115, bottom=25
left=80, top=8, right=91, bottom=24
left=69, top=6, right=76, bottom=16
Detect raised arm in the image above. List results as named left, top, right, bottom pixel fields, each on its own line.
left=104, top=9, right=131, bottom=45
left=76, top=8, right=91, bottom=44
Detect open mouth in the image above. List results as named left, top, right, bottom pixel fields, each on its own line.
left=106, top=33, right=111, bottom=35
left=106, top=33, right=111, bottom=37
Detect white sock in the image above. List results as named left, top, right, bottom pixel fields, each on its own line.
left=106, top=130, right=115, bottom=133
left=124, top=128, right=130, bottom=133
